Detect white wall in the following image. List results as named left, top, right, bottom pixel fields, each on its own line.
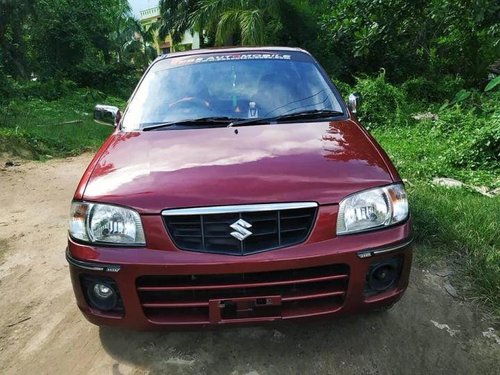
left=181, top=31, right=200, bottom=49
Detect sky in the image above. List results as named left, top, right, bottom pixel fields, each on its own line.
left=128, top=0, right=159, bottom=17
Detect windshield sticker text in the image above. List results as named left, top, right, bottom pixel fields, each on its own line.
left=171, top=53, right=292, bottom=66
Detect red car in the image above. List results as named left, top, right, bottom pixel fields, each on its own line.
left=67, top=47, right=412, bottom=329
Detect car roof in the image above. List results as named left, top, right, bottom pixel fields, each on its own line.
left=158, top=46, right=310, bottom=60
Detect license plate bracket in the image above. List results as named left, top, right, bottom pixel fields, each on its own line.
left=209, top=295, right=282, bottom=324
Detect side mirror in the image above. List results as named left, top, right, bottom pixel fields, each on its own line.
left=348, top=93, right=362, bottom=114
left=94, top=104, right=120, bottom=127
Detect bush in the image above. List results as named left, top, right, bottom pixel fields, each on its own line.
left=431, top=89, right=500, bottom=170
left=353, top=71, right=411, bottom=128
left=402, top=76, right=466, bottom=103
left=72, top=61, right=141, bottom=98
left=331, top=79, right=352, bottom=98
left=442, top=111, right=500, bottom=170
left=358, top=74, right=499, bottom=174
left=320, top=0, right=500, bottom=84
left=0, top=78, right=80, bottom=104
left=0, top=67, right=15, bottom=104
left=16, top=79, right=78, bottom=101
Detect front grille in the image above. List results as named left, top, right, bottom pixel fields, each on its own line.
left=163, top=203, right=317, bottom=255
left=136, top=264, right=349, bottom=325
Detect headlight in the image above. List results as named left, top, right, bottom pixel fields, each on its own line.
left=337, top=183, right=408, bottom=235
left=69, top=202, right=145, bottom=245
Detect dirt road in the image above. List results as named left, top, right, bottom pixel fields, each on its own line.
left=0, top=155, right=499, bottom=375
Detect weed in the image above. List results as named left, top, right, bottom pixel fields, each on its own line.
left=0, top=89, right=124, bottom=159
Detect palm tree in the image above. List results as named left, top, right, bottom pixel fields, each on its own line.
left=194, top=0, right=284, bottom=46
left=158, top=0, right=286, bottom=47
left=123, top=21, right=158, bottom=69
left=107, top=1, right=158, bottom=69
left=158, top=0, right=202, bottom=45
left=109, top=12, right=137, bottom=63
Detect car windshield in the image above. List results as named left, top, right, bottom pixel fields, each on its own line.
left=122, top=51, right=344, bottom=131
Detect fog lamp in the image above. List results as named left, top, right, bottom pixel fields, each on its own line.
left=94, top=283, right=113, bottom=299
left=366, top=258, right=402, bottom=292
left=87, top=281, right=118, bottom=311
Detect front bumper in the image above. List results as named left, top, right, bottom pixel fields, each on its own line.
left=67, top=213, right=413, bottom=329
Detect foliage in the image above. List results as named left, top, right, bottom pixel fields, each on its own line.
left=0, top=89, right=124, bottom=158
left=0, top=0, right=35, bottom=78
left=71, top=62, right=140, bottom=99
left=31, top=0, right=122, bottom=77
left=14, top=79, right=77, bottom=101
left=194, top=0, right=284, bottom=45
left=361, top=76, right=499, bottom=185
left=261, top=0, right=331, bottom=66
left=0, top=0, right=155, bottom=89
left=352, top=71, right=411, bottom=129
left=485, top=76, right=500, bottom=92
left=158, top=0, right=327, bottom=48
left=320, top=0, right=500, bottom=83
left=122, top=21, right=159, bottom=69
left=437, top=92, right=500, bottom=170
left=0, top=67, right=15, bottom=103
left=331, top=79, right=352, bottom=98
left=158, top=0, right=201, bottom=44
left=401, top=76, right=465, bottom=104
left=349, top=70, right=499, bottom=175
left=108, top=1, right=141, bottom=64
left=158, top=0, right=281, bottom=46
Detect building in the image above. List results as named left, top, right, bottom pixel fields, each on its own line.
left=139, top=6, right=200, bottom=54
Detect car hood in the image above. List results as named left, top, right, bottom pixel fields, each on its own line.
left=83, top=121, right=395, bottom=213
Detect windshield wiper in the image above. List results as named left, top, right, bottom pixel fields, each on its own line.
left=227, top=109, right=344, bottom=127
left=142, top=117, right=244, bottom=131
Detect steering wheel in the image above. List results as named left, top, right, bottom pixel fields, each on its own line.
left=169, top=97, right=212, bottom=112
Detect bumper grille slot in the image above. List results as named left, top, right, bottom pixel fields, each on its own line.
left=163, top=205, right=317, bottom=255
left=136, top=264, right=349, bottom=325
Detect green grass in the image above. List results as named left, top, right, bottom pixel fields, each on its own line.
left=0, top=90, right=125, bottom=159
left=411, top=184, right=499, bottom=314
left=373, top=124, right=499, bottom=318
left=372, top=124, right=499, bottom=189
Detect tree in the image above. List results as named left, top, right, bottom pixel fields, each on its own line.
left=193, top=0, right=284, bottom=45
left=123, top=21, right=158, bottom=69
left=158, top=0, right=201, bottom=45
left=157, top=0, right=326, bottom=49
left=0, top=0, right=36, bottom=78
left=320, top=0, right=500, bottom=83
left=30, top=0, right=124, bottom=76
left=107, top=0, right=137, bottom=64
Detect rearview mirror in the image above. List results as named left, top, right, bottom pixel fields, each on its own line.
left=348, top=93, right=362, bottom=114
left=94, top=104, right=120, bottom=126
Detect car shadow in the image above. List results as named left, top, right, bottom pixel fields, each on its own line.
left=99, top=311, right=389, bottom=374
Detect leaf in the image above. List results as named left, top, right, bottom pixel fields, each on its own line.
left=452, top=89, right=471, bottom=104
left=484, top=76, right=500, bottom=92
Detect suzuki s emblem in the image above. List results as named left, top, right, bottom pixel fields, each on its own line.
left=230, top=219, right=253, bottom=241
